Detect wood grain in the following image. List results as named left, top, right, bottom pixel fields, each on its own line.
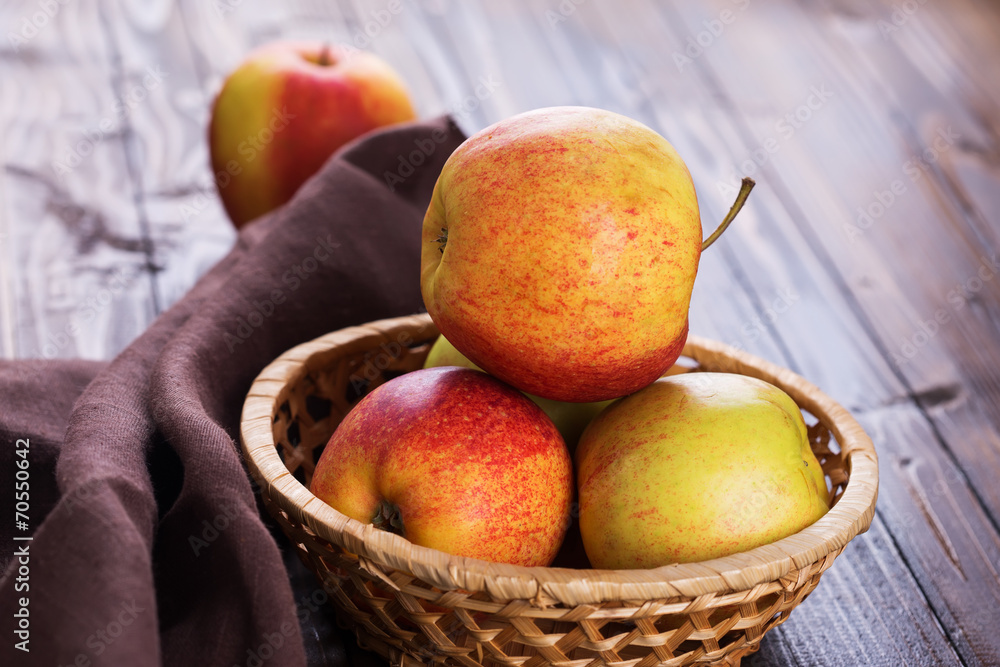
left=0, top=0, right=158, bottom=361
left=101, top=0, right=236, bottom=311
left=3, top=0, right=998, bottom=665
left=511, top=3, right=974, bottom=662
left=643, top=0, right=1000, bottom=663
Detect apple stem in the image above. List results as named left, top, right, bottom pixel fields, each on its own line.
left=318, top=43, right=333, bottom=67
left=701, top=177, right=755, bottom=251
left=372, top=500, right=405, bottom=536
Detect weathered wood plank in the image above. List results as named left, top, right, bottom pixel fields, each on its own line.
left=100, top=0, right=236, bottom=312
left=861, top=404, right=1000, bottom=667
left=0, top=0, right=157, bottom=362
left=824, top=0, right=1000, bottom=519
left=747, top=515, right=961, bottom=667
left=392, top=0, right=518, bottom=130
left=637, top=0, right=1000, bottom=663
left=841, top=0, right=1000, bottom=257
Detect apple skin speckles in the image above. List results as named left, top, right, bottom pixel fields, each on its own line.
left=420, top=106, right=702, bottom=402
left=310, top=367, right=574, bottom=567
left=575, top=372, right=830, bottom=569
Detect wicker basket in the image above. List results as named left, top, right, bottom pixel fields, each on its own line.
left=240, top=313, right=878, bottom=667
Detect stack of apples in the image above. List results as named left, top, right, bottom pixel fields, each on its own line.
left=208, top=44, right=829, bottom=569
left=309, top=106, right=830, bottom=569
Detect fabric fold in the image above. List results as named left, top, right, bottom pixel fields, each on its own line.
left=0, top=116, right=466, bottom=667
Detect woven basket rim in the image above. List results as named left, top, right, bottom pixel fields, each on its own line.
left=240, top=313, right=878, bottom=606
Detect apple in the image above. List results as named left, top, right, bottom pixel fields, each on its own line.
left=420, top=106, right=753, bottom=402
left=423, top=332, right=480, bottom=370
left=423, top=334, right=613, bottom=451
left=209, top=41, right=417, bottom=227
left=309, top=366, right=573, bottom=566
left=575, top=372, right=830, bottom=568
left=528, top=395, right=612, bottom=455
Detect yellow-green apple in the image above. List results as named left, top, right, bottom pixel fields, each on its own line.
left=423, top=334, right=611, bottom=451
left=209, top=41, right=417, bottom=227
left=420, top=106, right=751, bottom=402
left=309, top=366, right=573, bottom=566
left=575, top=372, right=830, bottom=568
left=423, top=332, right=480, bottom=369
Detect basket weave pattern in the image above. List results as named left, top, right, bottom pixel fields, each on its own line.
left=240, top=314, right=878, bottom=667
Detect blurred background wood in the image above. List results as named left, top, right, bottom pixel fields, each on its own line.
left=1, top=0, right=998, bottom=665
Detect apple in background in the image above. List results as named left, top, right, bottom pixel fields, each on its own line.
left=421, top=106, right=752, bottom=402
left=209, top=41, right=417, bottom=228
left=575, top=372, right=830, bottom=569
left=309, top=367, right=573, bottom=566
left=423, top=334, right=613, bottom=451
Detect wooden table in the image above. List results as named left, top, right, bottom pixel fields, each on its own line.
left=2, top=1, right=998, bottom=665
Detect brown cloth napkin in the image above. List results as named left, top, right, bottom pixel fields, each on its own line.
left=0, top=116, right=466, bottom=667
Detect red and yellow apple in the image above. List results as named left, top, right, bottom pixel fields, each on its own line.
left=420, top=106, right=703, bottom=402
left=575, top=372, right=830, bottom=568
left=209, top=41, right=417, bottom=227
left=423, top=334, right=612, bottom=451
left=309, top=366, right=573, bottom=566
